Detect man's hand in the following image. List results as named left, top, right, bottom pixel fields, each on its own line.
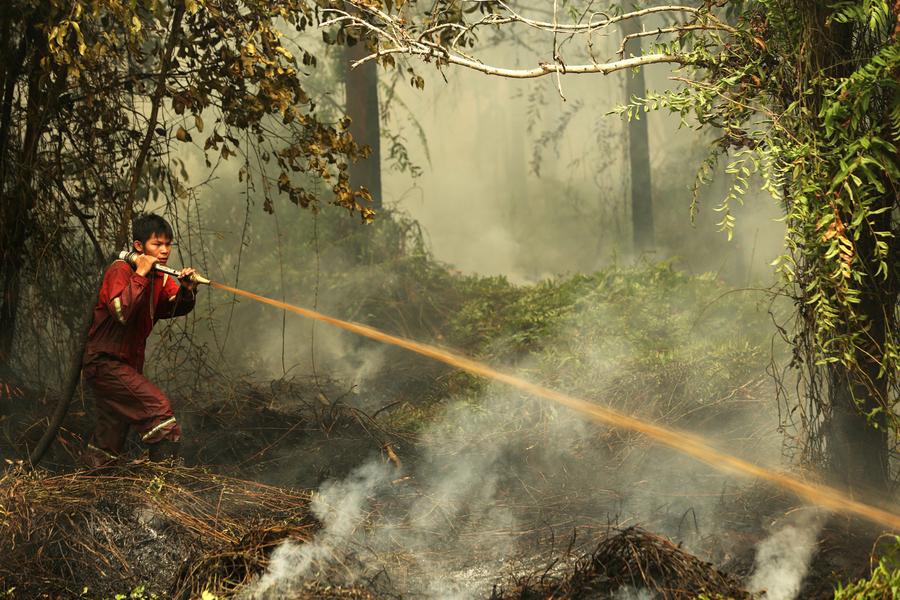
left=179, top=267, right=199, bottom=291
left=135, top=253, right=158, bottom=277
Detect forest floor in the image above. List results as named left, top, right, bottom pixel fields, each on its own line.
left=0, top=419, right=889, bottom=599
left=1, top=259, right=897, bottom=598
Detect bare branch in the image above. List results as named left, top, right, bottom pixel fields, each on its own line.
left=618, top=24, right=733, bottom=57
left=482, top=3, right=735, bottom=35
left=323, top=2, right=710, bottom=82
left=552, top=0, right=565, bottom=99
left=353, top=48, right=684, bottom=79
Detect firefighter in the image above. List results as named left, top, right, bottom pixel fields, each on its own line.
left=82, top=214, right=199, bottom=466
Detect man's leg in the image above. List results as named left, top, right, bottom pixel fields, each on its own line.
left=82, top=399, right=128, bottom=467
left=85, top=358, right=182, bottom=461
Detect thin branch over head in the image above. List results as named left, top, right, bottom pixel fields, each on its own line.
left=322, top=1, right=733, bottom=86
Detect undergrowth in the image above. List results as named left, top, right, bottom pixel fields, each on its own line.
left=169, top=209, right=786, bottom=440
left=834, top=537, right=900, bottom=599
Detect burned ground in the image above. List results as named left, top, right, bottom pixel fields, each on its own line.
left=0, top=462, right=754, bottom=599
left=1, top=456, right=889, bottom=599
left=490, top=527, right=751, bottom=600
left=0, top=378, right=892, bottom=599
left=0, top=463, right=316, bottom=599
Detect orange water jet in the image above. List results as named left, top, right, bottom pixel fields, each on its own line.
left=210, top=280, right=900, bottom=531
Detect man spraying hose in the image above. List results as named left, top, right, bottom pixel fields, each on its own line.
left=82, top=214, right=201, bottom=467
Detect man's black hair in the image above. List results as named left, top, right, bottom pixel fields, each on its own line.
left=132, top=213, right=174, bottom=244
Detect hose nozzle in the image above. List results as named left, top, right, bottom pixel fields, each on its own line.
left=118, top=250, right=211, bottom=285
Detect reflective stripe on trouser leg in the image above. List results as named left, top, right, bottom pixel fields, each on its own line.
left=141, top=417, right=178, bottom=443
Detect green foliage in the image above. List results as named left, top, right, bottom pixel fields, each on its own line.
left=458, top=262, right=777, bottom=431
left=449, top=274, right=596, bottom=359
left=73, top=585, right=161, bottom=600
left=112, top=586, right=158, bottom=600
left=614, top=0, right=899, bottom=458
left=184, top=204, right=778, bottom=440
left=834, top=537, right=900, bottom=599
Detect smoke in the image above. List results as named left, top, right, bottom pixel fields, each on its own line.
left=749, top=509, right=825, bottom=600
left=239, top=398, right=528, bottom=598
left=243, top=357, right=782, bottom=598
left=380, top=20, right=785, bottom=283
left=226, top=240, right=788, bottom=598
left=613, top=587, right=654, bottom=600
left=239, top=395, right=527, bottom=598
left=240, top=461, right=392, bottom=598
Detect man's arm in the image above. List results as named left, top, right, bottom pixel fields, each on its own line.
left=103, top=261, right=152, bottom=324
left=156, top=272, right=196, bottom=319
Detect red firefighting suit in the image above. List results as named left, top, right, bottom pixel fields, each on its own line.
left=82, top=259, right=195, bottom=464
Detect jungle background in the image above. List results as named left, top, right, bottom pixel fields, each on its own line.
left=0, top=1, right=897, bottom=599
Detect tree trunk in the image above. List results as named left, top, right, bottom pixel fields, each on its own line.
left=620, top=16, right=654, bottom=253
left=824, top=224, right=894, bottom=493
left=0, top=24, right=37, bottom=371
left=344, top=40, right=382, bottom=210
left=816, top=7, right=894, bottom=494
left=826, top=363, right=890, bottom=493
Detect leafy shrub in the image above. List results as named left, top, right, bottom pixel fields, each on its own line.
left=834, top=537, right=900, bottom=599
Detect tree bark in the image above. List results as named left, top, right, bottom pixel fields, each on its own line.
left=344, top=40, right=382, bottom=210
left=816, top=7, right=893, bottom=494
left=620, top=16, right=654, bottom=253
left=824, top=227, right=893, bottom=493
left=0, top=23, right=38, bottom=370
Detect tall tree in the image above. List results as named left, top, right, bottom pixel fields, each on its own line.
left=344, top=38, right=383, bottom=209
left=620, top=14, right=654, bottom=252
left=325, top=0, right=900, bottom=492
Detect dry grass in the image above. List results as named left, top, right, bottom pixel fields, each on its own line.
left=491, top=527, right=752, bottom=600
left=0, top=462, right=317, bottom=598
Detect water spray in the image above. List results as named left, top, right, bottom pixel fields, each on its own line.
left=202, top=280, right=900, bottom=532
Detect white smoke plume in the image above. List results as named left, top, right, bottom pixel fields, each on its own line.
left=233, top=263, right=785, bottom=599
left=749, top=508, right=825, bottom=600
left=241, top=368, right=781, bottom=599
left=241, top=461, right=392, bottom=598
left=613, top=586, right=654, bottom=600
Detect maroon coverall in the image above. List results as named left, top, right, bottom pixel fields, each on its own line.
left=82, top=259, right=195, bottom=464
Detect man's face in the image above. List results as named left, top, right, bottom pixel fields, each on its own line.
left=134, top=233, right=173, bottom=264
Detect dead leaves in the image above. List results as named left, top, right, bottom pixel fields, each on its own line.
left=818, top=201, right=855, bottom=278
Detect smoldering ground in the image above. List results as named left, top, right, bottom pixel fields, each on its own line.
left=749, top=509, right=826, bottom=600
left=238, top=388, right=789, bottom=599
left=232, top=282, right=794, bottom=599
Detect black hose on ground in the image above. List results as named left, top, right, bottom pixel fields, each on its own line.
left=27, top=262, right=107, bottom=467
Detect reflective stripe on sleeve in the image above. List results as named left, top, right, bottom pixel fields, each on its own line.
left=141, top=417, right=177, bottom=442
left=112, top=297, right=126, bottom=323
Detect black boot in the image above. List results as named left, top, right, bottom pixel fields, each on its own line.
left=148, top=439, right=181, bottom=462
